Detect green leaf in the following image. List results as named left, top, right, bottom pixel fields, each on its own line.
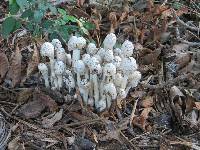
left=63, top=15, right=77, bottom=23
left=42, top=20, right=54, bottom=29
left=83, top=22, right=95, bottom=30
left=49, top=5, right=57, bottom=15
left=33, top=10, right=44, bottom=23
left=16, top=0, right=29, bottom=9
left=9, top=2, right=20, bottom=15
left=26, top=22, right=34, bottom=31
left=1, top=17, right=16, bottom=38
left=21, top=9, right=33, bottom=19
left=58, top=8, right=67, bottom=16
left=59, top=26, right=69, bottom=40
left=14, top=20, right=22, bottom=30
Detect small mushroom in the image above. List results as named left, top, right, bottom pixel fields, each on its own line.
left=52, top=39, right=62, bottom=50
left=40, top=42, right=55, bottom=87
left=38, top=63, right=49, bottom=88
left=103, top=33, right=117, bottom=50
left=56, top=47, right=67, bottom=64
left=68, top=36, right=78, bottom=52
left=86, top=43, right=98, bottom=56
left=63, top=70, right=75, bottom=93
left=54, top=60, right=65, bottom=90
left=79, top=79, right=90, bottom=105
left=104, top=82, right=117, bottom=109
left=74, top=60, right=86, bottom=87
left=121, top=40, right=134, bottom=58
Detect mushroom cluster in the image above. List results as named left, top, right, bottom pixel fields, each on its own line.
left=38, top=33, right=141, bottom=112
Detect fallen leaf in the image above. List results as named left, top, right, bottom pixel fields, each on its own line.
left=26, top=44, right=40, bottom=78
left=8, top=136, right=22, bottom=150
left=174, top=53, right=191, bottom=71
left=109, top=12, right=118, bottom=33
left=0, top=53, right=9, bottom=83
left=172, top=43, right=189, bottom=53
left=6, top=45, right=22, bottom=87
left=141, top=96, right=154, bottom=108
left=17, top=88, right=33, bottom=103
left=42, top=109, right=63, bottom=128
left=194, top=102, right=200, bottom=110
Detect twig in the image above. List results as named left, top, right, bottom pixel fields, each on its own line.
left=130, top=98, right=139, bottom=126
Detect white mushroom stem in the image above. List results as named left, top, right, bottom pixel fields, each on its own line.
left=54, top=61, right=65, bottom=90
left=72, top=48, right=80, bottom=67
left=38, top=63, right=49, bottom=88
left=79, top=79, right=90, bottom=105
left=49, top=58, right=56, bottom=87
left=92, top=74, right=99, bottom=107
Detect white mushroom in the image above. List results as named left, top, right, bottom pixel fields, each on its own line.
left=96, top=98, right=107, bottom=112
left=79, top=79, right=90, bottom=105
left=86, top=43, right=98, bottom=56
left=113, top=48, right=122, bottom=56
left=66, top=53, right=72, bottom=66
left=104, top=82, right=117, bottom=109
left=40, top=42, right=55, bottom=87
left=120, top=57, right=138, bottom=89
left=56, top=47, right=67, bottom=64
left=125, top=71, right=141, bottom=95
left=104, top=49, right=114, bottom=62
left=103, top=33, right=117, bottom=50
left=112, top=56, right=122, bottom=69
left=74, top=60, right=86, bottom=87
left=63, top=70, right=75, bottom=93
left=68, top=36, right=78, bottom=52
left=52, top=39, right=62, bottom=50
left=54, top=60, right=65, bottom=90
left=121, top=40, right=134, bottom=58
left=38, top=63, right=49, bottom=88
left=72, top=37, right=86, bottom=66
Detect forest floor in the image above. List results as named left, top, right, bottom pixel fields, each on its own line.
left=0, top=0, right=200, bottom=149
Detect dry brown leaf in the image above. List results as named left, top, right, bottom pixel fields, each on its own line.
left=175, top=53, right=191, bottom=71
left=0, top=53, right=9, bottom=83
left=141, top=96, right=154, bottom=108
left=109, top=12, right=118, bottom=33
left=42, top=109, right=63, bottom=128
left=26, top=44, right=40, bottom=78
left=6, top=45, right=22, bottom=87
left=172, top=43, right=189, bottom=53
left=194, top=102, right=200, bottom=110
left=17, top=88, right=33, bottom=103
left=8, top=136, right=22, bottom=150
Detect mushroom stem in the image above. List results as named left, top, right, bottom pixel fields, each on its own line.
left=57, top=76, right=63, bottom=90
left=92, top=74, right=99, bottom=107
left=121, top=75, right=128, bottom=89
left=72, top=49, right=80, bottom=67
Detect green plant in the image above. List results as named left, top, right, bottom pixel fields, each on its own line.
left=1, top=0, right=95, bottom=41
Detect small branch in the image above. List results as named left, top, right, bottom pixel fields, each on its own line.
left=130, top=98, right=139, bottom=126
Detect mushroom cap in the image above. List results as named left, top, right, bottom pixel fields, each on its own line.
left=82, top=54, right=91, bottom=66
left=112, top=56, right=122, bottom=68
left=104, top=49, right=114, bottom=62
left=68, top=36, right=78, bottom=51
left=120, top=57, right=137, bottom=75
left=87, top=56, right=99, bottom=68
left=117, top=88, right=126, bottom=99
left=121, top=40, right=134, bottom=57
left=97, top=48, right=106, bottom=59
left=52, top=39, right=62, bottom=49
left=54, top=61, right=65, bottom=75
left=74, top=60, right=86, bottom=75
left=113, top=48, right=122, bottom=56
left=79, top=79, right=90, bottom=89
left=103, top=33, right=117, bottom=49
left=93, top=54, right=103, bottom=64
left=76, top=37, right=86, bottom=49
left=128, top=71, right=141, bottom=87
left=38, top=63, right=48, bottom=74
left=86, top=43, right=98, bottom=55
left=56, top=48, right=66, bottom=60
left=103, top=63, right=116, bottom=77
left=104, top=82, right=117, bottom=99
left=40, top=42, right=54, bottom=58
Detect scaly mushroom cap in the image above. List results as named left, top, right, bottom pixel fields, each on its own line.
left=93, top=54, right=103, bottom=64
left=86, top=43, right=98, bottom=55
left=104, top=83, right=117, bottom=99
left=97, top=48, right=106, bottom=59
left=40, top=42, right=54, bottom=58
left=38, top=63, right=48, bottom=75
left=76, top=37, right=86, bottom=49
left=68, top=36, right=78, bottom=51
left=52, top=39, right=62, bottom=49
left=54, top=61, right=65, bottom=75
left=103, top=33, right=117, bottom=49
left=56, top=47, right=66, bottom=60
left=82, top=54, right=91, bottom=66
left=128, top=71, right=142, bottom=87
left=79, top=79, right=90, bottom=89
left=113, top=48, right=122, bottom=56
left=74, top=60, right=86, bottom=75
left=103, top=63, right=116, bottom=77
left=112, top=56, right=122, bottom=68
left=120, top=57, right=137, bottom=75
left=87, top=56, right=99, bottom=69
left=104, top=49, right=114, bottom=62
left=121, top=40, right=134, bottom=57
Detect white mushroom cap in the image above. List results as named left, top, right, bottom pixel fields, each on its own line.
left=82, top=54, right=91, bottom=66
left=88, top=56, right=99, bottom=69
left=86, top=43, right=98, bottom=55
left=104, top=49, right=114, bottom=62
left=121, top=40, right=134, bottom=57
left=56, top=47, right=66, bottom=62
left=38, top=63, right=48, bottom=75
left=74, top=60, right=86, bottom=75
left=68, top=36, right=78, bottom=51
left=52, top=39, right=62, bottom=49
left=54, top=61, right=65, bottom=75
left=113, top=48, right=122, bottom=56
left=112, top=56, right=122, bottom=68
left=40, top=42, right=54, bottom=58
left=76, top=37, right=86, bottom=49
left=97, top=48, right=106, bottom=59
left=128, top=71, right=141, bottom=87
left=93, top=54, right=103, bottom=64
left=63, top=70, right=75, bottom=90
left=103, top=33, right=117, bottom=49
left=104, top=83, right=117, bottom=99
left=120, top=57, right=137, bottom=75
left=103, top=63, right=116, bottom=77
